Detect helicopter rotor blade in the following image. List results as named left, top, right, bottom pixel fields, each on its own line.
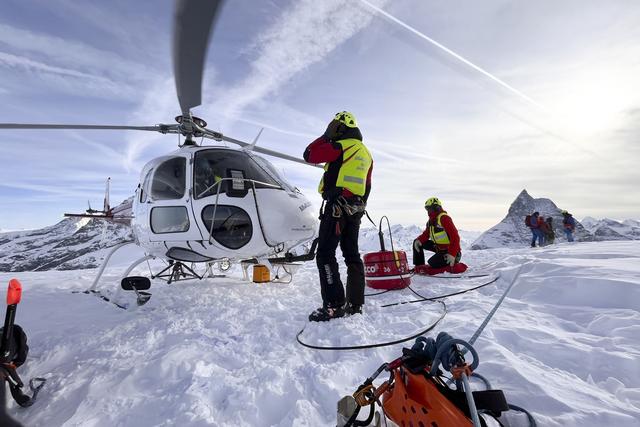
left=0, top=123, right=177, bottom=132
left=200, top=129, right=320, bottom=168
left=173, top=0, right=225, bottom=115
left=249, top=145, right=322, bottom=168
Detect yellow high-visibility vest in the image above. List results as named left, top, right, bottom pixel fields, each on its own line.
left=318, top=138, right=372, bottom=197
left=429, top=212, right=451, bottom=245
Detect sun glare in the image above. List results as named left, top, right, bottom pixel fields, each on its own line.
left=552, top=67, right=635, bottom=137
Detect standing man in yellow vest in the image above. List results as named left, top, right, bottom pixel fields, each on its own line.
left=413, top=197, right=464, bottom=275
left=303, top=111, right=373, bottom=322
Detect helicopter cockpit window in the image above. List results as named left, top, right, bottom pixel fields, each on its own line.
left=151, top=157, right=186, bottom=200
left=201, top=205, right=252, bottom=249
left=251, top=155, right=297, bottom=193
left=194, top=150, right=281, bottom=199
left=151, top=206, right=190, bottom=234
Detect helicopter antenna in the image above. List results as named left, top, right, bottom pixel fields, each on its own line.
left=103, top=177, right=111, bottom=213
left=245, top=128, right=264, bottom=152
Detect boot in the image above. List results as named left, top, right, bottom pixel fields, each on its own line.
left=344, top=302, right=362, bottom=316
left=309, top=305, right=345, bottom=322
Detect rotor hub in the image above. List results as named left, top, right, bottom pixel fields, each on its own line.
left=175, top=115, right=207, bottom=128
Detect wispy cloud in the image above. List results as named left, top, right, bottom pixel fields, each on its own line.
left=48, top=0, right=167, bottom=59
left=357, top=0, right=546, bottom=111
left=123, top=76, right=180, bottom=171
left=0, top=51, right=135, bottom=99
left=212, top=0, right=390, bottom=118
left=0, top=23, right=152, bottom=81
left=0, top=180, right=114, bottom=200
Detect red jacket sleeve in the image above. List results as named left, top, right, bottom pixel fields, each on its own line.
left=417, top=227, right=430, bottom=245
left=440, top=214, right=461, bottom=256
left=303, top=136, right=341, bottom=164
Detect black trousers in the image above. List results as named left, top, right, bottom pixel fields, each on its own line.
left=413, top=240, right=461, bottom=268
left=315, top=201, right=365, bottom=308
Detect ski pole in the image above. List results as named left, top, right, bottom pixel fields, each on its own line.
left=1, top=279, right=22, bottom=363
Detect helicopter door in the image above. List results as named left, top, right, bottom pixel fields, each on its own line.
left=191, top=149, right=283, bottom=253
left=147, top=156, right=203, bottom=242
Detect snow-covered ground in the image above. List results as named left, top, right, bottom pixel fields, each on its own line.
left=2, top=241, right=639, bottom=426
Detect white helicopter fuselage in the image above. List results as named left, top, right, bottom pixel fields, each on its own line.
left=131, top=146, right=317, bottom=263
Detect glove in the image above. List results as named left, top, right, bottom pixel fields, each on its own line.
left=413, top=239, right=422, bottom=252
left=324, top=119, right=342, bottom=140
left=444, top=253, right=456, bottom=267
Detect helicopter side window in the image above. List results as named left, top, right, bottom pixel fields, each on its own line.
left=140, top=169, right=153, bottom=203
left=151, top=157, right=186, bottom=200
left=194, top=150, right=280, bottom=199
left=150, top=206, right=190, bottom=233
left=201, top=205, right=252, bottom=249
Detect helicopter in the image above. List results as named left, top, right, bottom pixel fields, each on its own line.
left=0, top=0, right=320, bottom=305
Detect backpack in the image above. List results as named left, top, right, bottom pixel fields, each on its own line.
left=525, top=215, right=532, bottom=227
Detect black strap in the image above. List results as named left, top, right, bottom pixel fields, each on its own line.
left=435, top=378, right=509, bottom=419
left=364, top=210, right=377, bottom=228
left=1, top=365, right=46, bottom=408
left=472, top=389, right=509, bottom=414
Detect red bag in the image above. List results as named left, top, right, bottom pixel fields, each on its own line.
left=364, top=251, right=411, bottom=289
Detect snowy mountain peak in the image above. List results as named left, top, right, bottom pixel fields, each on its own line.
left=0, top=214, right=132, bottom=272
left=472, top=190, right=592, bottom=249
left=583, top=217, right=640, bottom=241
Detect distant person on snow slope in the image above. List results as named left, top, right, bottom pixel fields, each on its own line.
left=538, top=215, right=551, bottom=246
left=562, top=210, right=576, bottom=242
left=526, top=211, right=545, bottom=247
left=303, top=111, right=373, bottom=322
left=412, top=197, right=464, bottom=274
left=544, top=216, right=555, bottom=245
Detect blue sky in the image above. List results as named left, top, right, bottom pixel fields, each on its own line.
left=1, top=0, right=639, bottom=231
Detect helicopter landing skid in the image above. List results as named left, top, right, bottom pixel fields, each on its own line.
left=152, top=260, right=203, bottom=284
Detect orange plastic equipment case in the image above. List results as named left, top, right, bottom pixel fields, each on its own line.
left=252, top=264, right=271, bottom=283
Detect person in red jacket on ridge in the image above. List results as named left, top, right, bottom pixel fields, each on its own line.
left=413, top=197, right=465, bottom=274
